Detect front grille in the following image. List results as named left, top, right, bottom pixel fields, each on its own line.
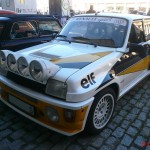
left=6, top=72, right=46, bottom=94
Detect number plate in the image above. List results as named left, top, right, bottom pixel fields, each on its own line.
left=8, top=95, right=35, bottom=116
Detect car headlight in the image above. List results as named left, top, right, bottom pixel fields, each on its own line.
left=0, top=51, right=7, bottom=69
left=7, top=53, right=17, bottom=72
left=29, top=60, right=44, bottom=82
left=17, top=57, right=29, bottom=77
left=45, top=79, right=67, bottom=99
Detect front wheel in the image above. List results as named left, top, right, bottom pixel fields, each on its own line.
left=84, top=88, right=116, bottom=135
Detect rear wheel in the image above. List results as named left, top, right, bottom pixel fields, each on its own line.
left=84, top=88, right=116, bottom=135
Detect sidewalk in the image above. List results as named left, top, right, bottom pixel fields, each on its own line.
left=0, top=76, right=150, bottom=150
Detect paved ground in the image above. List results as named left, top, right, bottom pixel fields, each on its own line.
left=0, top=76, right=150, bottom=150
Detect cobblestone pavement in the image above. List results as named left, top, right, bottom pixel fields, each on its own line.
left=0, top=76, right=150, bottom=150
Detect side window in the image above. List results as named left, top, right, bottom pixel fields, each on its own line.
left=39, top=20, right=61, bottom=36
left=10, top=21, right=38, bottom=39
left=129, top=21, right=144, bottom=43
left=143, top=19, right=150, bottom=41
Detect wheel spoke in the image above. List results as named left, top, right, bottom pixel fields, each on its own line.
left=93, top=93, right=114, bottom=129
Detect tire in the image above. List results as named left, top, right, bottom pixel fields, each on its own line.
left=84, top=87, right=116, bottom=135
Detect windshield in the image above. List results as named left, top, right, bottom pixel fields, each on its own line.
left=0, top=22, right=5, bottom=37
left=56, top=17, right=128, bottom=48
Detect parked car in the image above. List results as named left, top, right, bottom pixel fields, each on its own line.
left=137, top=11, right=147, bottom=15
left=0, top=9, right=16, bottom=15
left=0, top=14, right=62, bottom=51
left=0, top=13, right=150, bottom=136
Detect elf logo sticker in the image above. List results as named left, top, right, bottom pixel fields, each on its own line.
left=81, top=72, right=96, bottom=89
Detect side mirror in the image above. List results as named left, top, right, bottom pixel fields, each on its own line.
left=146, top=34, right=150, bottom=41
left=127, top=42, right=131, bottom=48
left=52, top=32, right=58, bottom=38
left=127, top=43, right=144, bottom=52
left=53, top=33, right=58, bottom=38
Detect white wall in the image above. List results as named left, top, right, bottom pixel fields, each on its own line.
left=62, top=0, right=72, bottom=16
left=14, top=0, right=37, bottom=14
left=1, top=0, right=15, bottom=11
left=36, top=0, right=49, bottom=14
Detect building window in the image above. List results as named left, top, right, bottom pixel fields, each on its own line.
left=18, top=0, right=25, bottom=4
left=0, top=0, right=2, bottom=7
left=6, top=0, right=10, bottom=7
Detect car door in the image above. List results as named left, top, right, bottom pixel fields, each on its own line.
left=143, top=18, right=150, bottom=69
left=119, top=20, right=149, bottom=90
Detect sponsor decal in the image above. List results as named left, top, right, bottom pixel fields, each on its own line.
left=118, top=55, right=149, bottom=76
left=52, top=52, right=112, bottom=69
left=31, top=51, right=112, bottom=69
left=81, top=72, right=96, bottom=89
left=71, top=17, right=127, bottom=26
left=95, top=70, right=115, bottom=90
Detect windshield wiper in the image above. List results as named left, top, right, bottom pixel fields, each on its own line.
left=97, top=38, right=116, bottom=48
left=56, top=34, right=67, bottom=38
left=56, top=34, right=71, bottom=43
left=71, top=36, right=97, bottom=47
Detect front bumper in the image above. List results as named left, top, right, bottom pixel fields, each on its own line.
left=0, top=76, right=94, bottom=136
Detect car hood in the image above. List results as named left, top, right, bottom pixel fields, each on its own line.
left=21, top=41, right=115, bottom=69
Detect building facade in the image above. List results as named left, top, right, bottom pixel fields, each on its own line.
left=0, top=0, right=37, bottom=14
left=37, top=0, right=49, bottom=14
left=0, top=0, right=15, bottom=11
left=71, top=0, right=150, bottom=14
left=15, top=0, right=37, bottom=14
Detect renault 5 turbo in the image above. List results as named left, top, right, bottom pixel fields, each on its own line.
left=0, top=13, right=150, bottom=136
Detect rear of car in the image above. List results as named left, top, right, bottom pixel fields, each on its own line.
left=0, top=15, right=62, bottom=51
left=0, top=10, right=16, bottom=15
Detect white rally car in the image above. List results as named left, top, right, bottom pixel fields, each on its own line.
left=0, top=13, right=150, bottom=136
